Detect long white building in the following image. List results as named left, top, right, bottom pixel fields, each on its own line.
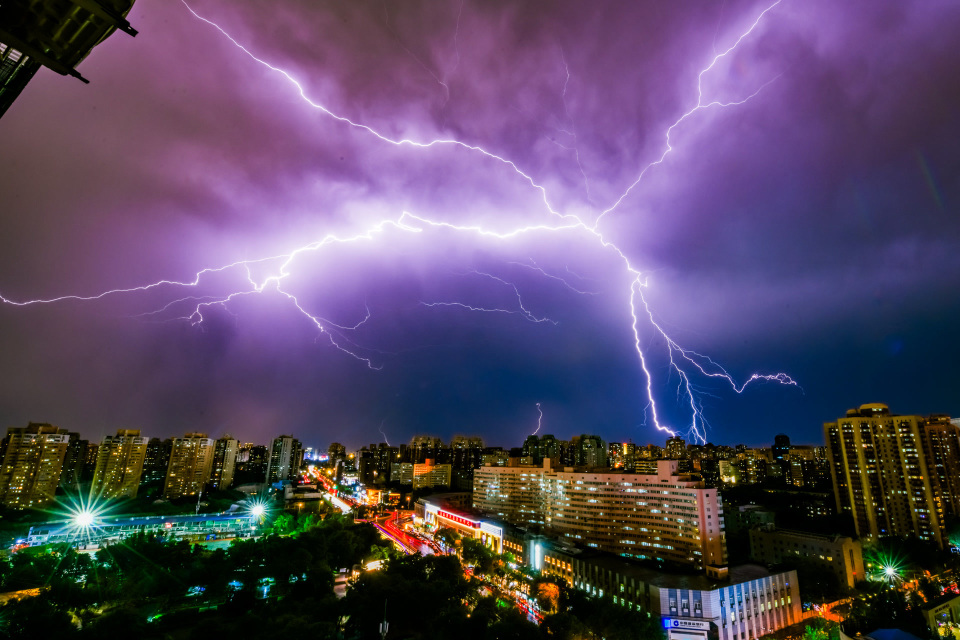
left=473, top=459, right=726, bottom=569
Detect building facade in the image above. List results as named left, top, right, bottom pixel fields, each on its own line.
left=163, top=433, right=215, bottom=499
left=749, top=525, right=864, bottom=589
left=0, top=423, right=71, bottom=509
left=210, top=436, right=239, bottom=490
left=92, top=429, right=149, bottom=498
left=412, top=459, right=452, bottom=489
left=267, top=435, right=303, bottom=483
left=825, top=403, right=948, bottom=546
left=473, top=459, right=726, bottom=569
left=417, top=494, right=798, bottom=640
left=0, top=0, right=139, bottom=118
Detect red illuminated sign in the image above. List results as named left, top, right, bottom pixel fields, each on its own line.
left=438, top=510, right=480, bottom=528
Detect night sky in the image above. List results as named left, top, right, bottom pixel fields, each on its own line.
left=1, top=0, right=958, bottom=451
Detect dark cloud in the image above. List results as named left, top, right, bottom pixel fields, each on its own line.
left=1, top=0, right=958, bottom=449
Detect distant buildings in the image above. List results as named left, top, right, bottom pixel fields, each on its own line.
left=825, top=403, right=960, bottom=547
left=92, top=429, right=149, bottom=499
left=0, top=419, right=312, bottom=508
left=0, top=423, right=71, bottom=509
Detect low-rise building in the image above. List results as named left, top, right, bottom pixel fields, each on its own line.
left=749, top=525, right=864, bottom=589
left=417, top=494, right=801, bottom=640
left=921, top=592, right=960, bottom=639
left=25, top=512, right=260, bottom=548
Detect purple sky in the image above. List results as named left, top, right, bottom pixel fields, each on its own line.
left=1, top=0, right=958, bottom=451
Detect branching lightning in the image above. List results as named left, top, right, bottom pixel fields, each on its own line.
left=0, top=0, right=797, bottom=443
left=421, top=269, right=558, bottom=324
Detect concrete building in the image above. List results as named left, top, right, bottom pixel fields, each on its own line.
left=749, top=525, right=864, bottom=590
left=473, top=459, right=726, bottom=569
left=787, top=445, right=818, bottom=488
left=163, top=433, right=215, bottom=499
left=25, top=511, right=260, bottom=549
left=665, top=437, right=687, bottom=460
left=210, top=435, right=238, bottom=490
left=920, top=592, right=960, bottom=639
left=547, top=550, right=800, bottom=640
left=825, top=403, right=947, bottom=546
left=0, top=423, right=71, bottom=509
left=267, top=435, right=303, bottom=483
left=418, top=494, right=798, bottom=640
left=57, top=432, right=86, bottom=492
left=923, top=416, right=960, bottom=523
left=390, top=462, right=414, bottom=486
left=92, top=429, right=149, bottom=498
left=140, top=438, right=171, bottom=487
left=412, top=459, right=452, bottom=489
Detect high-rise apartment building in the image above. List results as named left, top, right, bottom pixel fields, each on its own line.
left=163, top=433, right=215, bottom=499
left=473, top=459, right=727, bottom=569
left=92, top=429, right=149, bottom=498
left=573, top=434, right=607, bottom=467
left=825, top=403, right=948, bottom=547
left=665, top=436, right=687, bottom=460
left=141, top=438, right=172, bottom=487
left=81, top=441, right=99, bottom=483
left=210, top=436, right=239, bottom=490
left=786, top=445, right=817, bottom=488
left=267, top=435, right=303, bottom=483
left=0, top=423, right=71, bottom=509
left=58, top=433, right=86, bottom=492
left=923, top=416, right=960, bottom=523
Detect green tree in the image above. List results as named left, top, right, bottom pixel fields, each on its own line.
left=434, top=527, right=461, bottom=554
left=461, top=538, right=496, bottom=575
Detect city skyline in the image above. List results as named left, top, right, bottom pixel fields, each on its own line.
left=1, top=0, right=958, bottom=447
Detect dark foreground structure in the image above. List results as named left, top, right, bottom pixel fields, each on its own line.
left=0, top=0, right=138, bottom=118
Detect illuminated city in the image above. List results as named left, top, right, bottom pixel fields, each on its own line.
left=1, top=1, right=958, bottom=639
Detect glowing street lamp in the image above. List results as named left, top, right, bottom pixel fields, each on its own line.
left=74, top=510, right=96, bottom=528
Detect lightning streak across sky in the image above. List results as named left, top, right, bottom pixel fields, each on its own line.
left=0, top=0, right=800, bottom=443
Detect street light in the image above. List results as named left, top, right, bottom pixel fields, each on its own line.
left=74, top=510, right=95, bottom=528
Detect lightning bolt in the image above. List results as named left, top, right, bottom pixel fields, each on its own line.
left=509, top=259, right=600, bottom=295
left=0, top=0, right=795, bottom=444
left=421, top=269, right=558, bottom=325
left=593, top=0, right=783, bottom=228
left=532, top=402, right=544, bottom=436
